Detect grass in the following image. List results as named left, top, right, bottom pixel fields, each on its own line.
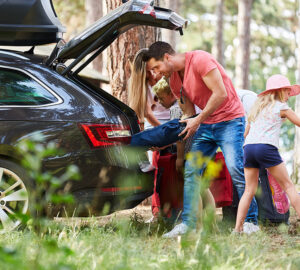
left=0, top=208, right=300, bottom=270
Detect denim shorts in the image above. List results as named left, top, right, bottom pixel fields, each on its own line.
left=243, top=144, right=283, bottom=169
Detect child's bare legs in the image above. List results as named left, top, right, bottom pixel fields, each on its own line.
left=203, top=189, right=218, bottom=231
left=203, top=189, right=216, bottom=210
left=196, top=195, right=203, bottom=230
left=197, top=189, right=217, bottom=230
left=235, top=168, right=259, bottom=232
left=268, top=163, right=300, bottom=217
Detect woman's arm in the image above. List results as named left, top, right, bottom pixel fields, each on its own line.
left=145, top=103, right=161, bottom=126
left=281, top=109, right=300, bottom=127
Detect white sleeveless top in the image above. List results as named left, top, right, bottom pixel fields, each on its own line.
left=244, top=101, right=289, bottom=149
left=147, top=84, right=170, bottom=120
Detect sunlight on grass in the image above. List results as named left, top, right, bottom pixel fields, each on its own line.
left=0, top=213, right=299, bottom=270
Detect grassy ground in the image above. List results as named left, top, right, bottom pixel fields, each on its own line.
left=0, top=206, right=300, bottom=270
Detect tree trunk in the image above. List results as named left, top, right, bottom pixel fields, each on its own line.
left=161, top=0, right=181, bottom=50
left=293, top=4, right=300, bottom=183
left=294, top=96, right=300, bottom=184
left=104, top=0, right=159, bottom=104
left=235, top=0, right=253, bottom=90
left=213, top=0, right=224, bottom=66
left=85, top=0, right=103, bottom=73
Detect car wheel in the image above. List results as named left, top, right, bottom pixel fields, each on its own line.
left=0, top=159, right=29, bottom=233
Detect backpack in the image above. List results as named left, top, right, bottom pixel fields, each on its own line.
left=256, top=168, right=290, bottom=224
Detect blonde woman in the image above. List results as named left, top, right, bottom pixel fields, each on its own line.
left=234, top=74, right=300, bottom=233
left=128, top=49, right=170, bottom=130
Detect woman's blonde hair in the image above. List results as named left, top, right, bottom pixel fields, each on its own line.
left=248, top=88, right=289, bottom=123
left=128, top=49, right=148, bottom=122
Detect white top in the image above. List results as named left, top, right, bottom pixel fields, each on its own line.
left=147, top=84, right=170, bottom=120
left=244, top=101, right=290, bottom=148
left=236, top=89, right=257, bottom=116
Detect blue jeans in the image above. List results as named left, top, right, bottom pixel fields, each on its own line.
left=182, top=117, right=258, bottom=228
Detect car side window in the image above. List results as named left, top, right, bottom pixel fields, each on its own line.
left=0, top=68, right=58, bottom=106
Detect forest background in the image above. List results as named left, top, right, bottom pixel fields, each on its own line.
left=53, top=0, right=300, bottom=181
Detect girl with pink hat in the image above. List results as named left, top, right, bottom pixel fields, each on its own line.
left=234, top=74, right=300, bottom=233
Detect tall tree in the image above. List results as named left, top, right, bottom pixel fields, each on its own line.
left=104, top=0, right=159, bottom=104
left=161, top=0, right=181, bottom=50
left=213, top=0, right=225, bottom=66
left=85, top=0, right=103, bottom=73
left=293, top=1, right=300, bottom=183
left=235, top=0, right=253, bottom=90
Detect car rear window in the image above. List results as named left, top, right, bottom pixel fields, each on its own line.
left=0, top=67, right=58, bottom=106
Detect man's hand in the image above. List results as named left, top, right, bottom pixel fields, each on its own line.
left=179, top=117, right=201, bottom=140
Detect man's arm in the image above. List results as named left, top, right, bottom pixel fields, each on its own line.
left=179, top=68, right=228, bottom=140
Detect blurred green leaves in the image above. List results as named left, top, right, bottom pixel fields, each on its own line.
left=16, top=133, right=80, bottom=233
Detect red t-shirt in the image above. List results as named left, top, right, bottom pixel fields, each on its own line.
left=170, top=51, right=245, bottom=124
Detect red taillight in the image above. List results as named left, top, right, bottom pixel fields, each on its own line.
left=80, top=123, right=131, bottom=148
left=138, top=4, right=156, bottom=18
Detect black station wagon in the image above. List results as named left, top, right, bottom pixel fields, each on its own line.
left=0, top=0, right=187, bottom=231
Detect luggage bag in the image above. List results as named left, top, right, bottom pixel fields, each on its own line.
left=153, top=151, right=184, bottom=220
left=152, top=151, right=233, bottom=221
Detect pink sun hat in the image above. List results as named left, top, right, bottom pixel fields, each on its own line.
left=258, top=74, right=300, bottom=97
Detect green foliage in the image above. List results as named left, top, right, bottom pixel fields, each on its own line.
left=16, top=134, right=80, bottom=233
left=52, top=0, right=86, bottom=40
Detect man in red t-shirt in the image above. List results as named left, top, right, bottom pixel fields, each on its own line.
left=143, top=41, right=258, bottom=237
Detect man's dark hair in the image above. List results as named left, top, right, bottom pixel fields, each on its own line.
left=142, top=41, right=175, bottom=62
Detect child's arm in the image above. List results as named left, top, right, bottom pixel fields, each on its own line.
left=176, top=141, right=185, bottom=172
left=244, top=123, right=250, bottom=138
left=281, top=109, right=300, bottom=127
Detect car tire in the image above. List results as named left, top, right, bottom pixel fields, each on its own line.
left=0, top=159, right=31, bottom=233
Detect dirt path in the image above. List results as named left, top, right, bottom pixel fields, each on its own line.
left=54, top=203, right=225, bottom=227
left=55, top=204, right=153, bottom=227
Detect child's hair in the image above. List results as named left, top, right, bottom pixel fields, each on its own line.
left=128, top=49, right=148, bottom=122
left=152, top=76, right=171, bottom=96
left=248, top=88, right=289, bottom=123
